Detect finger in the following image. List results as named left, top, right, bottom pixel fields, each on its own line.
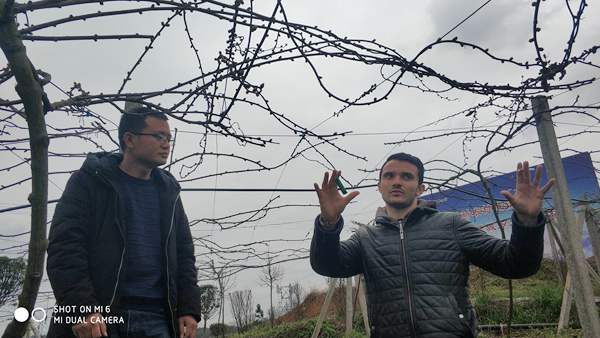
left=314, top=183, right=321, bottom=197
left=179, top=318, right=185, bottom=338
left=522, top=161, right=530, bottom=184
left=515, top=162, right=523, bottom=186
left=78, top=325, right=92, bottom=338
left=190, top=326, right=197, bottom=338
left=71, top=324, right=81, bottom=337
left=328, top=170, right=339, bottom=189
left=533, top=165, right=543, bottom=187
left=541, top=178, right=555, bottom=194
left=91, top=324, right=102, bottom=338
left=71, top=325, right=82, bottom=338
left=99, top=321, right=108, bottom=337
left=322, top=172, right=329, bottom=189
left=501, top=190, right=516, bottom=205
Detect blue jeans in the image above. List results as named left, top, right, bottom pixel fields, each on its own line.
left=109, top=308, right=172, bottom=338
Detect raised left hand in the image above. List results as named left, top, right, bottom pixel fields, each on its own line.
left=178, top=315, right=198, bottom=338
left=500, top=161, right=555, bottom=226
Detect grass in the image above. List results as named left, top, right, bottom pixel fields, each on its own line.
left=227, top=319, right=368, bottom=338
left=478, top=328, right=582, bottom=338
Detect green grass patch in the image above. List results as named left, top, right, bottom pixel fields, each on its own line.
left=228, top=319, right=367, bottom=338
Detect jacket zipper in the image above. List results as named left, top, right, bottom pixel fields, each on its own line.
left=165, top=193, right=180, bottom=335
left=399, top=220, right=417, bottom=338
left=109, top=245, right=126, bottom=308
left=99, top=171, right=125, bottom=310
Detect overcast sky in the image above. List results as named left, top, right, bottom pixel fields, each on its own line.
left=1, top=0, right=599, bottom=332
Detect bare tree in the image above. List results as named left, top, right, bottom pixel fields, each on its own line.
left=289, top=282, right=304, bottom=311
left=209, top=261, right=234, bottom=338
left=277, top=281, right=304, bottom=314
left=258, top=254, right=284, bottom=326
left=229, top=290, right=254, bottom=333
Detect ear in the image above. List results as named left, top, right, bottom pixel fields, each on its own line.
left=123, top=132, right=136, bottom=151
left=416, top=183, right=426, bottom=197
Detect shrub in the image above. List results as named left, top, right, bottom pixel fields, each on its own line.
left=210, top=323, right=231, bottom=336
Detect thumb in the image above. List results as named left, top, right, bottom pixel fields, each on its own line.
left=344, top=191, right=360, bottom=204
left=500, top=190, right=516, bottom=205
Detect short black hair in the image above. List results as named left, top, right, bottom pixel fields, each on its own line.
left=379, top=152, right=425, bottom=184
left=118, top=106, right=168, bottom=151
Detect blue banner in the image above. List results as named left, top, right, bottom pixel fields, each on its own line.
left=422, top=152, right=600, bottom=256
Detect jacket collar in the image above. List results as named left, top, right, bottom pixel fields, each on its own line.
left=81, top=151, right=180, bottom=194
left=375, top=202, right=438, bottom=228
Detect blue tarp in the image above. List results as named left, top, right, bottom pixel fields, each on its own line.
left=422, top=152, right=600, bottom=256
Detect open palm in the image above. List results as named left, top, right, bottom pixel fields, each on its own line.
left=500, top=161, right=555, bottom=226
left=314, top=170, right=359, bottom=225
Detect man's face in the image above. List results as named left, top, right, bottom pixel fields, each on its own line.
left=125, top=116, right=171, bottom=168
left=378, top=160, right=425, bottom=210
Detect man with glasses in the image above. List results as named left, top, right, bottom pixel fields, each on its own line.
left=47, top=107, right=201, bottom=338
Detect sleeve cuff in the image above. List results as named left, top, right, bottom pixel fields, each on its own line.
left=316, top=215, right=343, bottom=233
left=512, top=211, right=546, bottom=229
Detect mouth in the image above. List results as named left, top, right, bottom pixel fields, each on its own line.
left=390, top=190, right=404, bottom=196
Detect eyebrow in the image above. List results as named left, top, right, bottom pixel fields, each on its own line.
left=382, top=171, right=415, bottom=177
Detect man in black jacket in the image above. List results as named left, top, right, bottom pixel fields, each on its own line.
left=47, top=107, right=201, bottom=338
left=310, top=153, right=554, bottom=338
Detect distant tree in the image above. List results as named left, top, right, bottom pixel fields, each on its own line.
left=0, top=257, right=26, bottom=307
left=277, top=281, right=304, bottom=313
left=255, top=304, right=264, bottom=323
left=258, top=255, right=284, bottom=326
left=199, top=284, right=219, bottom=330
left=229, top=290, right=254, bottom=333
left=210, top=261, right=235, bottom=338
left=289, top=282, right=304, bottom=310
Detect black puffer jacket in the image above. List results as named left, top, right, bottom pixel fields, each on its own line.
left=310, top=206, right=545, bottom=338
left=47, top=152, right=201, bottom=338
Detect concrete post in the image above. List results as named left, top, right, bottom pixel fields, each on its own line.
left=531, top=96, right=600, bottom=338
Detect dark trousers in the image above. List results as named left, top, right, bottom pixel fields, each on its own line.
left=109, top=300, right=172, bottom=338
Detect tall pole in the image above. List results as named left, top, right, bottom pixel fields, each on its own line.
left=355, top=275, right=371, bottom=337
left=311, top=278, right=337, bottom=338
left=531, top=96, right=600, bottom=338
left=345, top=278, right=353, bottom=336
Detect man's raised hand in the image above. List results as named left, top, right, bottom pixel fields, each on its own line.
left=314, top=170, right=360, bottom=226
left=500, top=161, right=555, bottom=226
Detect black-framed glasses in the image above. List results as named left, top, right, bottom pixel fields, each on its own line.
left=130, top=132, right=172, bottom=144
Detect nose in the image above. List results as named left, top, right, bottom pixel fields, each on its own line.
left=391, top=176, right=403, bottom=186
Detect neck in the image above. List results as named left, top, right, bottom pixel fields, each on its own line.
left=385, top=202, right=418, bottom=221
left=119, top=153, right=153, bottom=180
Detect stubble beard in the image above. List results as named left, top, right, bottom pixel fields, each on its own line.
left=384, top=195, right=416, bottom=212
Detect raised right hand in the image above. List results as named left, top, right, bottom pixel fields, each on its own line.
left=71, top=312, right=107, bottom=338
left=313, top=170, right=360, bottom=225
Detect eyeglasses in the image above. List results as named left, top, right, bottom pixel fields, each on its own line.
left=131, top=132, right=172, bottom=144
